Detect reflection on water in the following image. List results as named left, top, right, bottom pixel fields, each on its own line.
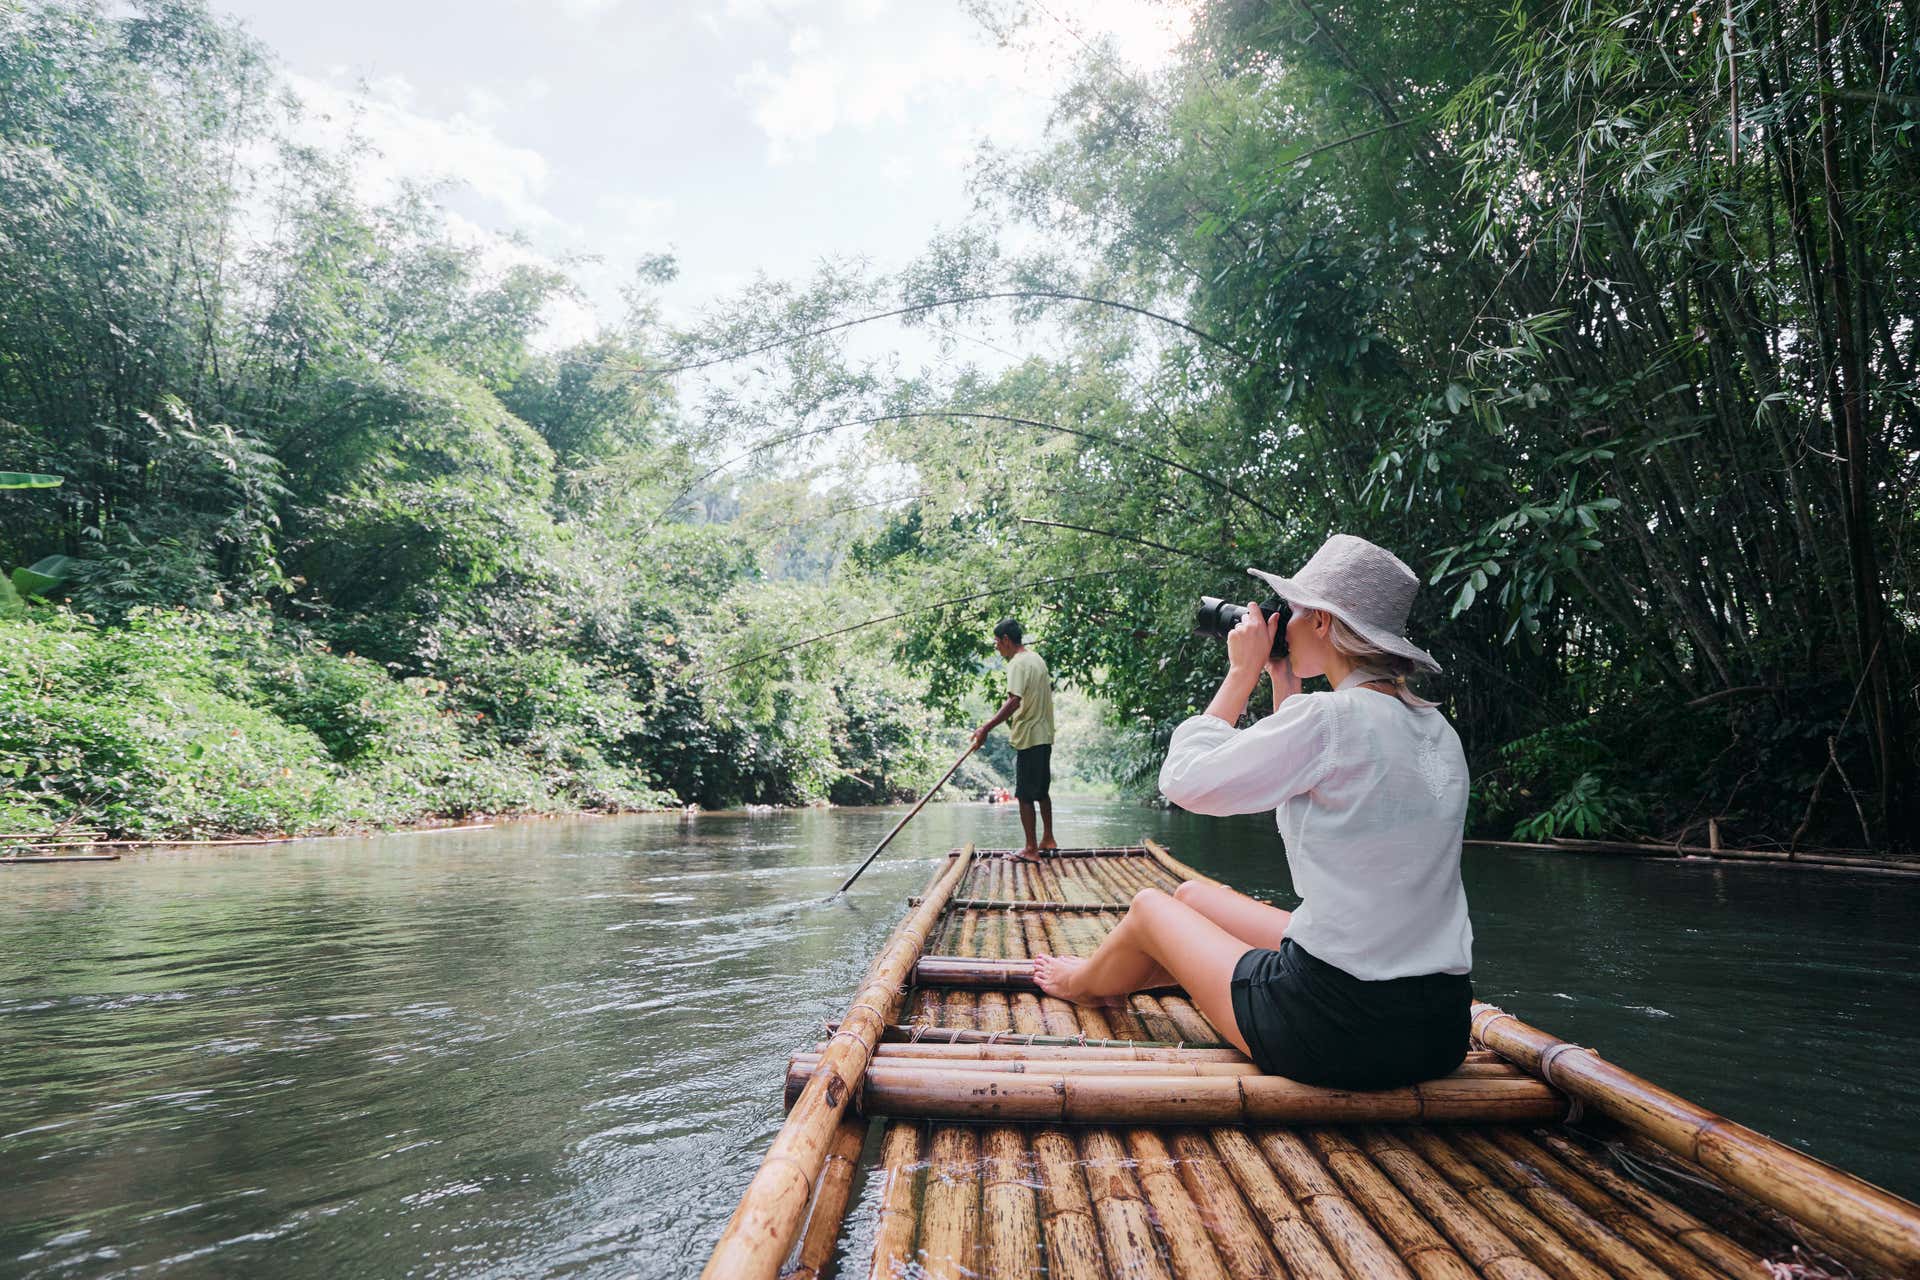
left=2, top=800, right=1916, bottom=1276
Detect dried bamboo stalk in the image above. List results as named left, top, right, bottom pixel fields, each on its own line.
left=981, top=1126, right=1039, bottom=1280
left=1448, top=1128, right=1670, bottom=1280
left=1143, top=837, right=1216, bottom=885
left=784, top=1115, right=867, bottom=1280
left=1126, top=1129, right=1232, bottom=1280
left=704, top=846, right=975, bottom=1279
left=859, top=1042, right=1251, bottom=1064
left=1255, top=1128, right=1416, bottom=1280
left=1357, top=1126, right=1553, bottom=1280
left=824, top=1064, right=1561, bottom=1123
left=1207, top=1127, right=1349, bottom=1280
left=1394, top=1127, right=1612, bottom=1280
left=910, top=897, right=1130, bottom=911
left=1483, top=1129, right=1754, bottom=1280
left=1530, top=1129, right=1768, bottom=1280
left=1303, top=1127, right=1479, bottom=1280
left=1471, top=1002, right=1920, bottom=1274
left=1166, top=1130, right=1287, bottom=1278
left=1079, top=1128, right=1173, bottom=1280
left=919, top=1126, right=980, bottom=1280
left=1030, top=1128, right=1110, bottom=1280
left=867, top=1121, right=922, bottom=1280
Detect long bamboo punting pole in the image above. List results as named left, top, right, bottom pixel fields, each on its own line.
left=835, top=744, right=974, bottom=895
left=1470, top=1002, right=1920, bottom=1274
left=800, top=1063, right=1562, bottom=1124
left=704, top=846, right=976, bottom=1279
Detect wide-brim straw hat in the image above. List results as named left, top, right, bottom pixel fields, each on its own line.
left=1248, top=534, right=1442, bottom=674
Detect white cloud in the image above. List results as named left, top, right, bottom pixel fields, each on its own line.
left=288, top=71, right=568, bottom=233
left=733, top=0, right=1192, bottom=162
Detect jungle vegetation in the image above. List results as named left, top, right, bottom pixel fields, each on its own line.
left=2, top=0, right=1914, bottom=849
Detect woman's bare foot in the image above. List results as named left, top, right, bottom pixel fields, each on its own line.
left=1031, top=953, right=1086, bottom=1001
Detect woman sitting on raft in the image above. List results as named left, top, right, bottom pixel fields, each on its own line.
left=1033, top=534, right=1473, bottom=1090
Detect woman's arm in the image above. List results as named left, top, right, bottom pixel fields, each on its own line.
left=1161, top=599, right=1332, bottom=814
left=1204, top=601, right=1294, bottom=724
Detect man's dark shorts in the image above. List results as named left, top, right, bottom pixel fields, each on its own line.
left=1014, top=743, right=1052, bottom=802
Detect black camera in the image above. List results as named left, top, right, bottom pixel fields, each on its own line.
left=1194, top=596, right=1288, bottom=659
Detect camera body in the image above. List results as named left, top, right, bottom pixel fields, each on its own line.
left=1194, top=596, right=1288, bottom=660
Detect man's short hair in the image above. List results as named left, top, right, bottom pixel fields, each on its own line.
left=993, top=618, right=1023, bottom=644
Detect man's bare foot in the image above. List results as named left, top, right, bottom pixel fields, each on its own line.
left=1038, top=837, right=1059, bottom=851
left=1031, top=953, right=1085, bottom=1001
left=1008, top=844, right=1042, bottom=862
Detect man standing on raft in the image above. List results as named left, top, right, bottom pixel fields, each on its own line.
left=972, top=618, right=1057, bottom=860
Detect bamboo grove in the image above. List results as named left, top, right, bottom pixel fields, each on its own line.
left=813, top=0, right=1920, bottom=851
left=2, top=0, right=1916, bottom=848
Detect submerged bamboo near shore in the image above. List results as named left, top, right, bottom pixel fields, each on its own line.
left=707, top=844, right=1920, bottom=1278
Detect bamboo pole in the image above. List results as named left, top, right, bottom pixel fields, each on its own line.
left=1255, top=1128, right=1417, bottom=1280
left=981, top=1127, right=1039, bottom=1280
left=1207, top=1127, right=1349, bottom=1280
left=1303, top=1128, right=1480, bottom=1280
left=1447, top=1128, right=1671, bottom=1280
left=802, top=1047, right=1517, bottom=1077
left=836, top=743, right=975, bottom=895
left=1356, top=1126, right=1554, bottom=1280
left=1530, top=1130, right=1769, bottom=1280
left=1480, top=1129, right=1754, bottom=1280
left=1126, top=1129, right=1233, bottom=1280
left=704, top=846, right=976, bottom=1279
left=1167, top=1130, right=1287, bottom=1278
left=907, top=897, right=1130, bottom=911
left=919, top=1126, right=980, bottom=1280
left=1029, top=1129, right=1109, bottom=1280
left=1471, top=1002, right=1920, bottom=1274
left=856, top=1042, right=1250, bottom=1063
left=1078, top=1128, right=1174, bottom=1280
left=810, top=1063, right=1560, bottom=1123
left=947, top=845, right=1150, bottom=858
left=867, top=1121, right=922, bottom=1280
left=1394, top=1127, right=1613, bottom=1280
left=1142, top=837, right=1216, bottom=885
left=783, top=1115, right=868, bottom=1280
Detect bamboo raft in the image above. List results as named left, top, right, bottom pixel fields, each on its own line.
left=706, top=843, right=1920, bottom=1279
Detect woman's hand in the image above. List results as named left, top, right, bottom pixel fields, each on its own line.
left=1225, top=600, right=1279, bottom=675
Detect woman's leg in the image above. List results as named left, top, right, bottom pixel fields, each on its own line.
left=1172, top=880, right=1293, bottom=950
left=1033, top=888, right=1254, bottom=1056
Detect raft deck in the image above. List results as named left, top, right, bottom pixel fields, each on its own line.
left=706, top=844, right=1920, bottom=1279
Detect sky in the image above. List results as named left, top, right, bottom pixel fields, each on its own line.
left=217, top=0, right=1192, bottom=347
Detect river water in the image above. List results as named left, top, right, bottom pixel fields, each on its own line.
left=3, top=799, right=1917, bottom=1277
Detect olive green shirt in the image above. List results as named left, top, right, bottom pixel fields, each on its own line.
left=1005, top=650, right=1055, bottom=750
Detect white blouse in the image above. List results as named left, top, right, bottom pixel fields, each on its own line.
left=1157, top=675, right=1473, bottom=980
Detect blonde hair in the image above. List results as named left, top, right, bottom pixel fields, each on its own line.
left=1324, top=615, right=1439, bottom=708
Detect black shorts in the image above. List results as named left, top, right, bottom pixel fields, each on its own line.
left=1014, top=743, right=1052, bottom=801
left=1229, top=939, right=1471, bottom=1089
